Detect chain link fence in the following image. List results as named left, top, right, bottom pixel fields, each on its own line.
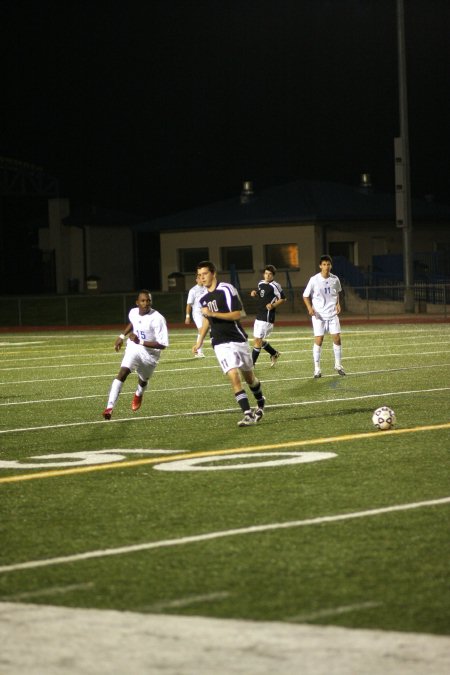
left=0, top=292, right=186, bottom=327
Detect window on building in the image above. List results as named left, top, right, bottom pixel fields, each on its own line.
left=178, top=248, right=209, bottom=273
left=329, top=241, right=357, bottom=265
left=264, top=244, right=299, bottom=269
left=220, top=246, right=253, bottom=271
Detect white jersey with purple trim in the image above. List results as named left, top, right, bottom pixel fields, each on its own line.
left=128, top=307, right=169, bottom=359
left=303, top=272, right=342, bottom=320
left=187, top=283, right=206, bottom=317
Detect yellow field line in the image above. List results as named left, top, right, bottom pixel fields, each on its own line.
left=1, top=422, right=449, bottom=485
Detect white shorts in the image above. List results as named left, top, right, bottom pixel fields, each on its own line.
left=121, top=341, right=160, bottom=382
left=312, top=314, right=341, bottom=337
left=253, top=319, right=274, bottom=340
left=214, top=341, right=254, bottom=374
left=192, top=311, right=204, bottom=331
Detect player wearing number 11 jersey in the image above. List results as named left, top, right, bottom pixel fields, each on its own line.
left=303, top=255, right=345, bottom=378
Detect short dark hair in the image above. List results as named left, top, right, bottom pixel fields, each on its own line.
left=264, top=265, right=277, bottom=275
left=319, top=255, right=332, bottom=264
left=137, top=289, right=152, bottom=301
left=196, top=260, right=216, bottom=273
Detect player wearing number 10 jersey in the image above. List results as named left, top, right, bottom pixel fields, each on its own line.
left=193, top=261, right=266, bottom=427
left=302, top=255, right=345, bottom=378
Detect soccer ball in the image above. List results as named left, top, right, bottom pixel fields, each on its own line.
left=372, top=406, right=396, bottom=431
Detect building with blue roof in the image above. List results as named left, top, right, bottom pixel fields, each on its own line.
left=135, top=178, right=450, bottom=292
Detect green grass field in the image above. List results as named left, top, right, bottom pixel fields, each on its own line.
left=1, top=322, right=449, bottom=637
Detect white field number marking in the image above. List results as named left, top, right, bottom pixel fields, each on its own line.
left=0, top=449, right=336, bottom=470
left=154, top=452, right=337, bottom=471
left=0, top=449, right=177, bottom=469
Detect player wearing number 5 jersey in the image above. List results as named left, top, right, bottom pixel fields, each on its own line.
left=302, top=255, right=345, bottom=378
left=193, top=261, right=266, bottom=427
left=102, top=290, right=169, bottom=420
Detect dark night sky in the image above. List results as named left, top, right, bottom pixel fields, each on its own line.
left=2, top=0, right=450, bottom=217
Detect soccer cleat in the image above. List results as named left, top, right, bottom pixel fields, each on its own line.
left=270, top=351, right=281, bottom=367
left=194, top=352, right=205, bottom=358
left=132, top=394, right=143, bottom=411
left=254, top=407, right=264, bottom=422
left=237, top=412, right=257, bottom=427
left=102, top=407, right=112, bottom=420
left=335, top=366, right=346, bottom=376
left=314, top=370, right=322, bottom=379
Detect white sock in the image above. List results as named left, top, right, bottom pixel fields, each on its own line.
left=313, top=344, right=322, bottom=371
left=333, top=344, right=342, bottom=367
left=136, top=383, right=146, bottom=397
left=107, top=378, right=123, bottom=409
left=197, top=334, right=203, bottom=353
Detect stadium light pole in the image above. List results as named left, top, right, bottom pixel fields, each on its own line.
left=395, top=0, right=415, bottom=312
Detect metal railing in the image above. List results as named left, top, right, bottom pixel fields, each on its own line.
left=0, top=292, right=186, bottom=327
left=342, top=283, right=449, bottom=318
left=0, top=284, right=448, bottom=327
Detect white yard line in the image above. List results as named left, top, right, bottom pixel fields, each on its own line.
left=1, top=386, right=449, bottom=434
left=1, top=583, right=94, bottom=601
left=141, top=592, right=230, bottom=612
left=1, top=496, right=448, bottom=575
left=0, top=362, right=449, bottom=407
left=1, top=332, right=449, bottom=362
left=288, top=601, right=382, bottom=622
left=2, top=345, right=450, bottom=373
left=2, top=349, right=450, bottom=384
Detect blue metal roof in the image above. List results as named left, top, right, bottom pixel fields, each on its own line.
left=134, top=179, right=450, bottom=233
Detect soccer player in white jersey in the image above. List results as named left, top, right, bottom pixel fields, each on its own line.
left=302, top=255, right=345, bottom=378
left=102, top=290, right=169, bottom=420
left=185, top=273, right=206, bottom=358
left=192, top=261, right=266, bottom=427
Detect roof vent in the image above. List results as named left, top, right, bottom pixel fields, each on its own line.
left=240, top=180, right=254, bottom=204
left=360, top=172, right=372, bottom=190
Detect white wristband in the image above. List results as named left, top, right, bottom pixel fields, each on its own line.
left=139, top=338, right=145, bottom=345
left=186, top=314, right=190, bottom=317
left=119, top=333, right=126, bottom=339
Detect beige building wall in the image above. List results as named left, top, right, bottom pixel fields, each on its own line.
left=42, top=198, right=135, bottom=293
left=326, top=221, right=450, bottom=273
left=85, top=225, right=134, bottom=292
left=326, top=222, right=403, bottom=270
left=42, top=198, right=85, bottom=293
left=160, top=222, right=318, bottom=291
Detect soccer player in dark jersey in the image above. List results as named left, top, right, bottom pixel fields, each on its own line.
left=250, top=265, right=286, bottom=366
left=192, top=261, right=266, bottom=427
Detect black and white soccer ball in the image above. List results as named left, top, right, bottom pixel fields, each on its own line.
left=372, top=406, right=396, bottom=431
